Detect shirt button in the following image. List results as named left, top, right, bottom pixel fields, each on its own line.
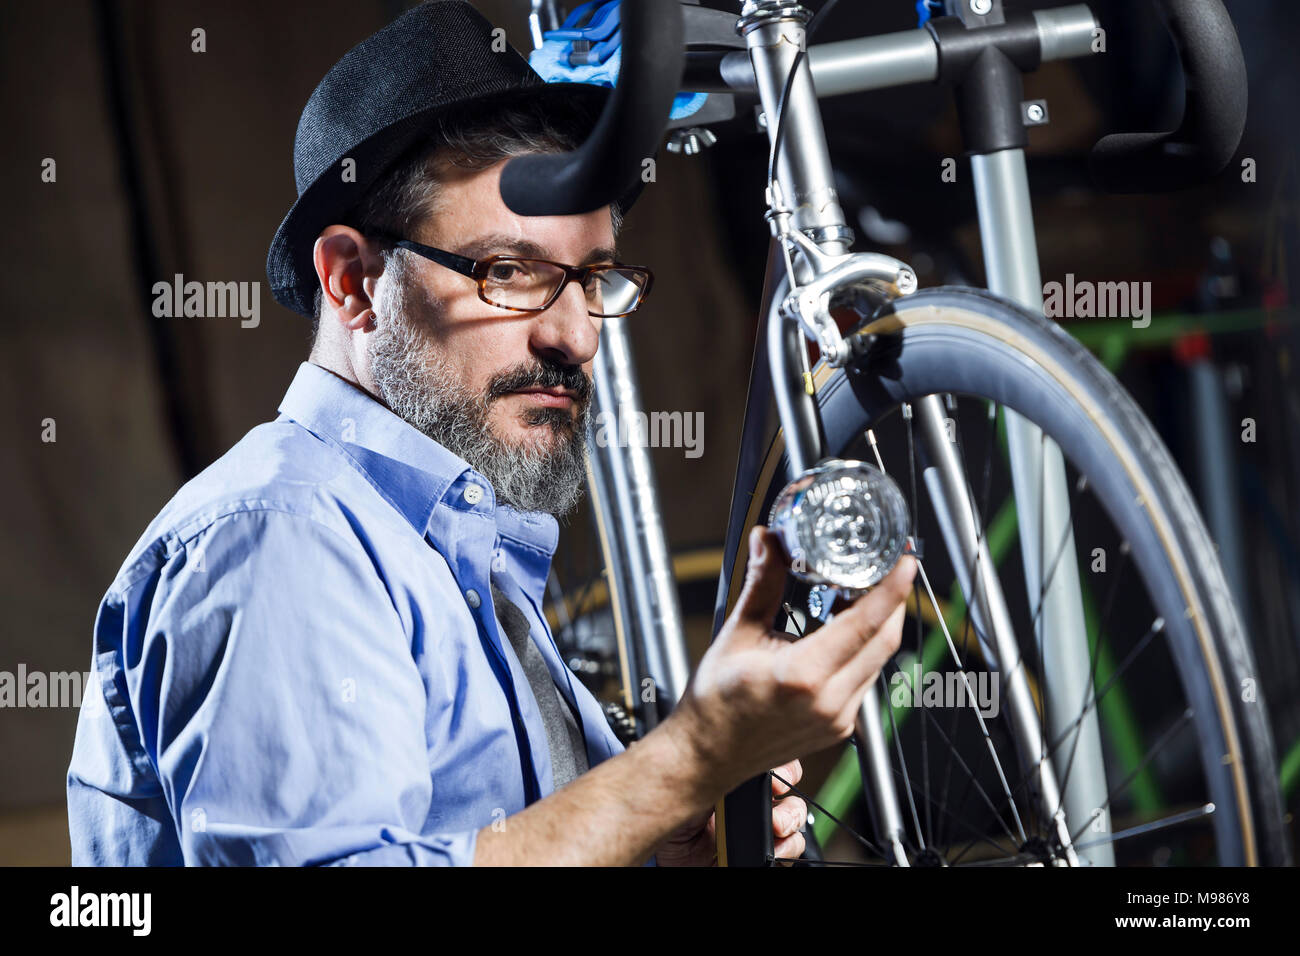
left=465, top=588, right=481, bottom=609
left=463, top=484, right=484, bottom=505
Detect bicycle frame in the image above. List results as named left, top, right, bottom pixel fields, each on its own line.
left=573, top=0, right=1122, bottom=865
left=732, top=0, right=1107, bottom=867
left=586, top=307, right=692, bottom=728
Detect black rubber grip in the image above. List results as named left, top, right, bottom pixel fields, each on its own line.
left=499, top=0, right=684, bottom=215
left=1090, top=0, right=1247, bottom=193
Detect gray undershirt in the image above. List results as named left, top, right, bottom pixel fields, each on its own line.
left=490, top=582, right=589, bottom=789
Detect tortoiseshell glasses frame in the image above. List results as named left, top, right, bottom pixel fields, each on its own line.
left=368, top=233, right=654, bottom=317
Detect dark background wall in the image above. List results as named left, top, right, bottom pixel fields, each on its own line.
left=2, top=0, right=1297, bottom=863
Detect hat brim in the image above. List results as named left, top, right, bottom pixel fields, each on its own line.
left=266, top=81, right=643, bottom=318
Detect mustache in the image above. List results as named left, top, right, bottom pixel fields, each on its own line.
left=487, top=360, right=593, bottom=404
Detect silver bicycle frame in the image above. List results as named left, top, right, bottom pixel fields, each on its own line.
left=744, top=1, right=1101, bottom=864
left=745, top=0, right=1105, bottom=864
left=586, top=309, right=692, bottom=721
left=577, top=0, right=1110, bottom=862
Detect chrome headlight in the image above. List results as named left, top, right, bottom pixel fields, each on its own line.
left=768, top=458, right=910, bottom=593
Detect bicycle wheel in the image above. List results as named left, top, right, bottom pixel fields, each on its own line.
left=718, top=287, right=1291, bottom=866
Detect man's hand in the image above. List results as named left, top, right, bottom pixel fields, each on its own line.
left=666, top=524, right=916, bottom=796
left=472, top=524, right=912, bottom=866
left=655, top=759, right=807, bottom=866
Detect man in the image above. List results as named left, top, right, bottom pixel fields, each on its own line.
left=67, top=0, right=914, bottom=866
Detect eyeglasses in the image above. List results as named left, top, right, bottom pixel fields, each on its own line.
left=368, top=233, right=653, bottom=317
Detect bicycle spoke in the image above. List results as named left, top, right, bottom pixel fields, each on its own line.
left=881, top=671, right=928, bottom=852
left=769, top=769, right=889, bottom=862
left=876, top=402, right=1008, bottom=851
left=1070, top=803, right=1216, bottom=853
left=892, top=659, right=1023, bottom=849
left=1005, top=616, right=1164, bottom=811
left=1027, top=478, right=1089, bottom=648
left=873, top=679, right=1022, bottom=861
left=1051, top=541, right=1132, bottom=823
left=900, top=404, right=934, bottom=848
left=1068, top=708, right=1196, bottom=847
left=1007, top=446, right=1090, bottom=841
left=939, top=710, right=977, bottom=850
left=867, top=427, right=927, bottom=853
left=915, top=556, right=1028, bottom=844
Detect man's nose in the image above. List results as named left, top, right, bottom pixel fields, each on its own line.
left=529, top=278, right=601, bottom=366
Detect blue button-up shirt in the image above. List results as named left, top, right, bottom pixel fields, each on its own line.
left=67, top=360, right=626, bottom=865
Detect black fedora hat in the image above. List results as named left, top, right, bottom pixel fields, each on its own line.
left=266, top=0, right=636, bottom=318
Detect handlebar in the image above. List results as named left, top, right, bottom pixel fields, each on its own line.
left=504, top=0, right=1247, bottom=212
left=499, top=0, right=684, bottom=216
left=1089, top=0, right=1248, bottom=193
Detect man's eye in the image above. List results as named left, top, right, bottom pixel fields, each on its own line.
left=488, top=262, right=527, bottom=282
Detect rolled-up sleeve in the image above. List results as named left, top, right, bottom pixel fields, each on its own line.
left=124, top=507, right=477, bottom=866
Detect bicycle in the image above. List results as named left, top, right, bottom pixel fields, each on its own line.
left=507, top=0, right=1291, bottom=866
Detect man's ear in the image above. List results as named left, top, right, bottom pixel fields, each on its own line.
left=312, top=226, right=383, bottom=332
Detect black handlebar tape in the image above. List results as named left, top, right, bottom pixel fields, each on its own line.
left=1090, top=0, right=1248, bottom=193
left=499, top=0, right=685, bottom=216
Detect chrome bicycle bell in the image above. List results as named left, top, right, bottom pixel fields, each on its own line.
left=768, top=458, right=910, bottom=597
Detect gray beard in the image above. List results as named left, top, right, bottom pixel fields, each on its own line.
left=366, top=256, right=590, bottom=517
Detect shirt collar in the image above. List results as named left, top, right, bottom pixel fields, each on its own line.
left=275, top=361, right=559, bottom=558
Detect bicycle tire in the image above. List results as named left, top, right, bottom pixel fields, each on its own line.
left=717, top=286, right=1290, bottom=866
